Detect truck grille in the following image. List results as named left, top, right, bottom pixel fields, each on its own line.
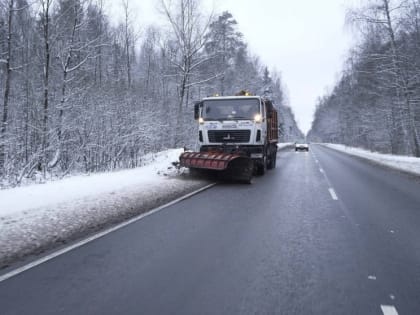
left=208, top=130, right=251, bottom=143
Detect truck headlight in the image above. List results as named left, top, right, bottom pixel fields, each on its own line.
left=254, top=114, right=262, bottom=123
left=198, top=117, right=204, bottom=124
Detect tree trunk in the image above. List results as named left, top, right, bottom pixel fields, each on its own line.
left=123, top=0, right=132, bottom=89
left=53, top=2, right=80, bottom=170
left=41, top=0, right=51, bottom=176
left=175, top=73, right=188, bottom=147
left=0, top=0, right=14, bottom=176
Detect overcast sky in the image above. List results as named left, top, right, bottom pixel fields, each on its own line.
left=107, top=0, right=357, bottom=134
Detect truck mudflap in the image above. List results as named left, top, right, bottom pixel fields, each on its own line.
left=179, top=151, right=253, bottom=183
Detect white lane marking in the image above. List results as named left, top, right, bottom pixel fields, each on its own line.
left=0, top=183, right=217, bottom=283
left=368, top=275, right=377, bottom=280
left=381, top=305, right=399, bottom=315
left=389, top=294, right=396, bottom=300
left=328, top=188, right=338, bottom=200
left=319, top=168, right=324, bottom=173
left=310, top=150, right=319, bottom=164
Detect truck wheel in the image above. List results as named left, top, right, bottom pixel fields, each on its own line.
left=268, top=151, right=277, bottom=169
left=267, top=154, right=273, bottom=170
left=241, top=173, right=253, bottom=184
left=256, top=157, right=267, bottom=176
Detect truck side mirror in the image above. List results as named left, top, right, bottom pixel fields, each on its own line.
left=194, top=102, right=202, bottom=120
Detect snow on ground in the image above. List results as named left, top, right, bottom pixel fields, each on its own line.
left=0, top=149, right=211, bottom=268
left=0, top=144, right=294, bottom=268
left=1, top=149, right=184, bottom=217
left=277, top=142, right=294, bottom=150
left=323, top=144, right=420, bottom=176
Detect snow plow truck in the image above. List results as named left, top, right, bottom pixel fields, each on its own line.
left=179, top=92, right=279, bottom=183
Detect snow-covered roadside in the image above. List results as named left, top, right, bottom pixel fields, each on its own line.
left=277, top=142, right=294, bottom=150
left=322, top=144, right=420, bottom=176
left=0, top=144, right=294, bottom=268
left=0, top=149, right=211, bottom=268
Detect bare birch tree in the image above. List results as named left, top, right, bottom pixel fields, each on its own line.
left=0, top=0, right=14, bottom=176
left=39, top=0, right=52, bottom=175
left=160, top=0, right=214, bottom=145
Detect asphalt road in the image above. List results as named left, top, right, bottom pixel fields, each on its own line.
left=1, top=145, right=420, bottom=315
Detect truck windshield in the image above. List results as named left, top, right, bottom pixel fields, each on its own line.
left=202, top=99, right=260, bottom=120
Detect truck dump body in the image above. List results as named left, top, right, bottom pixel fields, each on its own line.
left=266, top=100, right=279, bottom=143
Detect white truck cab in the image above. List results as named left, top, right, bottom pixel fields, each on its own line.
left=193, top=95, right=278, bottom=175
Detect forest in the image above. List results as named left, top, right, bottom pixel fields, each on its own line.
left=309, top=0, right=420, bottom=157
left=0, top=0, right=302, bottom=187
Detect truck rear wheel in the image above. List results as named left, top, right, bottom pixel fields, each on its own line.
left=267, top=151, right=277, bottom=169
left=256, top=157, right=267, bottom=176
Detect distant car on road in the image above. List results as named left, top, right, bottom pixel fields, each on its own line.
left=295, top=140, right=309, bottom=152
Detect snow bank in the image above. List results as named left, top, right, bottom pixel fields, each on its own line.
left=277, top=142, right=294, bottom=150
left=1, top=149, right=182, bottom=217
left=1, top=144, right=296, bottom=268
left=323, top=144, right=420, bottom=176
left=0, top=149, right=211, bottom=268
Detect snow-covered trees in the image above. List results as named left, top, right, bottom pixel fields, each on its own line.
left=309, top=0, right=420, bottom=156
left=0, top=1, right=300, bottom=187
left=160, top=0, right=218, bottom=146
left=0, top=0, right=14, bottom=177
left=205, top=11, right=244, bottom=96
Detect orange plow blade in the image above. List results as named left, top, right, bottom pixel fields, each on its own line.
left=179, top=152, right=241, bottom=170
left=179, top=152, right=253, bottom=183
